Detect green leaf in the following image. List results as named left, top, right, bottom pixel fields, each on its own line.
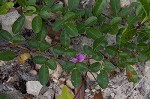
left=126, top=58, right=138, bottom=65
left=126, top=65, right=138, bottom=83
left=53, top=46, right=65, bottom=55
left=0, top=29, right=12, bottom=41
left=17, top=0, right=27, bottom=7
left=83, top=45, right=93, bottom=55
left=0, top=2, right=14, bottom=14
left=119, top=50, right=132, bottom=58
left=85, top=16, right=97, bottom=26
left=39, top=65, right=49, bottom=85
left=27, top=39, right=39, bottom=49
left=138, top=0, right=150, bottom=16
left=89, top=62, right=100, bottom=72
left=105, top=46, right=117, bottom=56
left=60, top=30, right=70, bottom=48
left=32, top=16, right=42, bottom=33
left=76, top=62, right=87, bottom=72
left=26, top=0, right=36, bottom=6
left=33, top=56, right=47, bottom=64
left=110, top=17, right=122, bottom=25
left=103, top=61, right=115, bottom=73
left=37, top=25, right=48, bottom=41
left=93, top=37, right=107, bottom=51
left=52, top=19, right=64, bottom=31
left=68, top=0, right=80, bottom=10
left=39, top=10, right=51, bottom=19
left=93, top=0, right=106, bottom=16
left=57, top=85, right=74, bottom=99
left=118, top=8, right=130, bottom=17
left=44, top=0, right=55, bottom=7
left=62, top=61, right=75, bottom=72
left=110, top=0, right=121, bottom=15
left=51, top=4, right=63, bottom=12
left=24, top=6, right=36, bottom=16
left=121, top=25, right=136, bottom=43
left=65, top=48, right=76, bottom=58
left=92, top=51, right=104, bottom=61
left=0, top=0, right=6, bottom=5
left=39, top=40, right=50, bottom=51
left=71, top=69, right=82, bottom=88
left=63, top=12, right=75, bottom=21
left=116, top=28, right=124, bottom=46
left=0, top=51, right=16, bottom=61
left=77, top=24, right=86, bottom=34
left=12, top=15, right=25, bottom=34
left=86, top=27, right=102, bottom=40
left=46, top=59, right=57, bottom=70
left=0, top=95, right=9, bottom=99
left=64, top=23, right=79, bottom=37
left=13, top=35, right=25, bottom=43
left=137, top=43, right=149, bottom=52
left=138, top=51, right=150, bottom=62
left=97, top=70, right=108, bottom=89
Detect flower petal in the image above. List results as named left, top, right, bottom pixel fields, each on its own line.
left=71, top=58, right=78, bottom=63
left=78, top=54, right=85, bottom=62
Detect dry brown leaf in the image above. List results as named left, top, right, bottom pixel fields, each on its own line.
left=17, top=53, right=30, bottom=64
left=94, top=91, right=103, bottom=99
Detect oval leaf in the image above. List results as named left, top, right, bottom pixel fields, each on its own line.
left=71, top=69, right=82, bottom=88
left=33, top=56, right=47, bottom=64
left=126, top=65, right=138, bottom=83
left=89, top=62, right=100, bottom=72
left=39, top=65, right=49, bottom=85
left=32, top=16, right=42, bottom=33
left=0, top=51, right=16, bottom=61
left=12, top=15, right=25, bottom=34
left=46, top=59, right=57, bottom=70
left=97, top=70, right=108, bottom=89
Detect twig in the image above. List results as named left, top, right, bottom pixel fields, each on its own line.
left=74, top=72, right=87, bottom=99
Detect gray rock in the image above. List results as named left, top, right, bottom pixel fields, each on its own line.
left=26, top=81, right=43, bottom=96
left=0, top=10, right=20, bottom=34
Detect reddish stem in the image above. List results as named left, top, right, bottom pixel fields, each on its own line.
left=74, top=72, right=87, bottom=99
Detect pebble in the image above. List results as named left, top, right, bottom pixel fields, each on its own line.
left=29, top=70, right=37, bottom=76
left=26, top=81, right=43, bottom=96
left=35, top=64, right=42, bottom=70
left=66, top=79, right=74, bottom=89
left=85, top=89, right=90, bottom=93
left=111, top=93, right=115, bottom=98
left=51, top=64, right=62, bottom=80
left=24, top=14, right=36, bottom=29
left=43, top=89, right=54, bottom=99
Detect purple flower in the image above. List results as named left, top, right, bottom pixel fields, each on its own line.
left=71, top=54, right=85, bottom=63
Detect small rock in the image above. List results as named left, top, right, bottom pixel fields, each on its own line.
left=59, top=78, right=66, bottom=82
left=0, top=10, right=20, bottom=34
left=85, top=89, right=90, bottom=93
left=35, top=64, right=42, bottom=70
left=24, top=14, right=36, bottom=29
left=95, top=85, right=100, bottom=90
left=66, top=80, right=74, bottom=89
left=51, top=64, right=62, bottom=80
left=89, top=59, right=97, bottom=64
left=111, top=93, right=115, bottom=98
left=0, top=61, right=5, bottom=66
left=43, top=89, right=54, bottom=99
left=45, top=36, right=52, bottom=44
left=26, top=81, right=43, bottom=96
left=92, top=89, right=96, bottom=92
left=87, top=72, right=97, bottom=81
left=29, top=70, right=37, bottom=76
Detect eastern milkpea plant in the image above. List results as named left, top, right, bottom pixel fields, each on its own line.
left=0, top=0, right=150, bottom=89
